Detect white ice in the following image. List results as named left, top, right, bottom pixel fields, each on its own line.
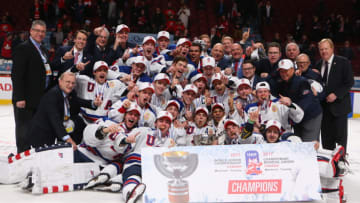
left=0, top=104, right=359, bottom=203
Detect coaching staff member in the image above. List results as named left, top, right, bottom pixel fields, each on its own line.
left=316, top=38, right=354, bottom=152
left=11, top=20, right=53, bottom=153
left=24, top=72, right=101, bottom=151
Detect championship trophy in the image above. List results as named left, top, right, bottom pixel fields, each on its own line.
left=154, top=151, right=198, bottom=203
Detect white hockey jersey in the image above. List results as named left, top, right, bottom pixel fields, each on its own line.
left=244, top=99, right=304, bottom=134
left=79, top=120, right=134, bottom=165
left=75, top=75, right=126, bottom=123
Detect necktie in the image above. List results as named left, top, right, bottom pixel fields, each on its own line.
left=74, top=52, right=80, bottom=64
left=323, top=61, right=329, bottom=85
left=233, top=61, right=239, bottom=76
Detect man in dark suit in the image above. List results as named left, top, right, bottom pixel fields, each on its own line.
left=51, top=29, right=93, bottom=78
left=11, top=20, right=53, bottom=153
left=316, top=38, right=354, bottom=151
left=25, top=72, right=100, bottom=151
left=85, top=25, right=117, bottom=65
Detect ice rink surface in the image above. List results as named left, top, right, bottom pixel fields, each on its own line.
left=0, top=105, right=359, bottom=203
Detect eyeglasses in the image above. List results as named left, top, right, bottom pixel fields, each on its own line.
left=243, top=67, right=254, bottom=71
left=32, top=28, right=46, bottom=34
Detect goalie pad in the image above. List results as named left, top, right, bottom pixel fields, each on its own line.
left=317, top=145, right=346, bottom=178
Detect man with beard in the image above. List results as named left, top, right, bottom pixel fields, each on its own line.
left=244, top=81, right=304, bottom=135
left=75, top=61, right=127, bottom=123
left=108, top=82, right=157, bottom=128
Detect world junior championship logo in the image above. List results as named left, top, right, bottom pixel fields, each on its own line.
left=245, top=150, right=263, bottom=175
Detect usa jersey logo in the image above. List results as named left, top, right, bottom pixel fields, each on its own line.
left=58, top=152, right=63, bottom=158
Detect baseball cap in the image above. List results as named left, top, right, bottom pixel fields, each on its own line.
left=93, top=61, right=109, bottom=72
left=278, top=59, right=294, bottom=70
left=166, top=100, right=180, bottom=110
left=154, top=73, right=170, bottom=85
left=211, top=73, right=222, bottom=85
left=142, top=36, right=156, bottom=45
left=176, top=38, right=191, bottom=47
left=156, top=110, right=173, bottom=122
left=224, top=119, right=240, bottom=129
left=202, top=56, right=215, bottom=68
left=134, top=56, right=146, bottom=66
left=190, top=73, right=208, bottom=84
left=138, top=82, right=155, bottom=93
left=265, top=120, right=281, bottom=132
left=255, top=81, right=270, bottom=91
left=195, top=107, right=209, bottom=116
left=237, top=78, right=251, bottom=89
left=182, top=84, right=198, bottom=95
left=157, top=31, right=170, bottom=40
left=116, top=24, right=130, bottom=33
left=127, top=103, right=141, bottom=115
left=211, top=103, right=225, bottom=112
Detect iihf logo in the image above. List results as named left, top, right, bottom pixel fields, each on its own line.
left=245, top=150, right=263, bottom=175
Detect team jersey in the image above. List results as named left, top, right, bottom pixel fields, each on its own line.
left=183, top=122, right=216, bottom=146
left=244, top=99, right=304, bottom=134
left=75, top=75, right=126, bottom=123
left=108, top=99, right=157, bottom=128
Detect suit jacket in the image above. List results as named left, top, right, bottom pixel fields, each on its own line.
left=26, top=85, right=95, bottom=148
left=85, top=32, right=117, bottom=65
left=11, top=39, right=52, bottom=109
left=51, top=45, right=93, bottom=78
left=315, top=55, right=354, bottom=116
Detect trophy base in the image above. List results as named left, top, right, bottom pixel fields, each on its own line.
left=168, top=180, right=189, bottom=203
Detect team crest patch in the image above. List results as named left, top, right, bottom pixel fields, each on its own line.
left=144, top=112, right=150, bottom=120
left=272, top=105, right=278, bottom=112
left=109, top=81, right=115, bottom=88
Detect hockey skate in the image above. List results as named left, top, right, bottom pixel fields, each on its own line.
left=84, top=173, right=110, bottom=189
left=92, top=175, right=123, bottom=192
left=126, top=183, right=146, bottom=203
